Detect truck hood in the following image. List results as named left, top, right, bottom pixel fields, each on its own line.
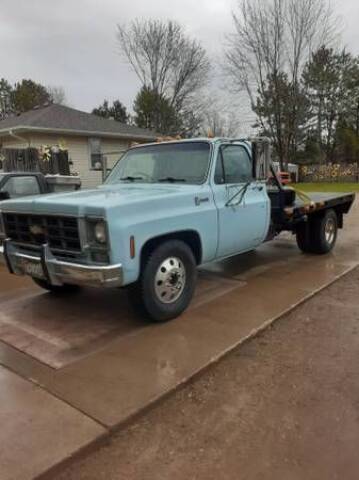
left=0, top=183, right=204, bottom=216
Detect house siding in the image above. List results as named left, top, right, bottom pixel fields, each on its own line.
left=0, top=133, right=31, bottom=149
left=1, top=133, right=132, bottom=189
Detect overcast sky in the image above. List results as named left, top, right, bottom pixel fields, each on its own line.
left=2, top=0, right=359, bottom=116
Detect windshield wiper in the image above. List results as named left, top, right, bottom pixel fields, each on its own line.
left=120, top=176, right=144, bottom=182
left=158, top=177, right=186, bottom=183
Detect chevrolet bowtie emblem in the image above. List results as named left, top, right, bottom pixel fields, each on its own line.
left=30, top=224, right=44, bottom=235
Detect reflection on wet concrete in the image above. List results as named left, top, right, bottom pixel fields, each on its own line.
left=0, top=287, right=144, bottom=368
left=0, top=268, right=242, bottom=368
left=0, top=267, right=33, bottom=300
left=0, top=239, right=303, bottom=370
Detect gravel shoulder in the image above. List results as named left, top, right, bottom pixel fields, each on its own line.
left=54, top=267, right=359, bottom=480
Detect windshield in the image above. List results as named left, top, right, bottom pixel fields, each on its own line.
left=105, top=142, right=211, bottom=185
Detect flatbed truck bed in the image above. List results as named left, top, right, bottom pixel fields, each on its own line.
left=293, top=191, right=354, bottom=208
left=287, top=191, right=355, bottom=222
left=267, top=183, right=355, bottom=253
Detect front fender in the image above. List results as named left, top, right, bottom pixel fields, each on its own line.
left=106, top=190, right=218, bottom=285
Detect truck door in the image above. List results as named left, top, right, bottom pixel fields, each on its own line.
left=212, top=144, right=270, bottom=258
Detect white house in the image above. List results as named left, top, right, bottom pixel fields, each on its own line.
left=0, top=104, right=157, bottom=188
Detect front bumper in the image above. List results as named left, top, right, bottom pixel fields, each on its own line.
left=0, top=241, right=123, bottom=288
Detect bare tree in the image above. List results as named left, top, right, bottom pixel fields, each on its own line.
left=201, top=109, right=240, bottom=138
left=47, top=86, right=67, bottom=105
left=117, top=19, right=210, bottom=112
left=225, top=0, right=339, bottom=167
left=200, top=93, right=246, bottom=138
left=0, top=78, right=13, bottom=119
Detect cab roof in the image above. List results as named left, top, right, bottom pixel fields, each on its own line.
left=131, top=137, right=250, bottom=148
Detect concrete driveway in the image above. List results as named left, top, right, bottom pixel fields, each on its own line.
left=0, top=201, right=358, bottom=479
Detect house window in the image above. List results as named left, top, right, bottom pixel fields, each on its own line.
left=89, top=138, right=102, bottom=170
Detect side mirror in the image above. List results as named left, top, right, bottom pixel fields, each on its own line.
left=0, top=191, right=10, bottom=201
left=252, top=137, right=271, bottom=181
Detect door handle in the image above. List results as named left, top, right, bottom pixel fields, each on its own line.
left=251, top=185, right=264, bottom=191
left=194, top=196, right=209, bottom=206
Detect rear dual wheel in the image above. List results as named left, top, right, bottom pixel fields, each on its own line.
left=296, top=209, right=338, bottom=254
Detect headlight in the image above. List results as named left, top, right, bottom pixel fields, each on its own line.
left=94, top=221, right=107, bottom=244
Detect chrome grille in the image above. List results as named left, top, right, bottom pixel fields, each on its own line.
left=3, top=213, right=81, bottom=252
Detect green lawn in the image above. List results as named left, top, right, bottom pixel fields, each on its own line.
left=295, top=182, right=359, bottom=193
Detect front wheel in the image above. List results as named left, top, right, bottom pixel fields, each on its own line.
left=32, top=278, right=81, bottom=294
left=129, top=240, right=197, bottom=322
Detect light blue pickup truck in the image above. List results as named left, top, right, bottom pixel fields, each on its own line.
left=0, top=138, right=355, bottom=321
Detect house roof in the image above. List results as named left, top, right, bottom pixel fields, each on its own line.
left=0, top=103, right=157, bottom=141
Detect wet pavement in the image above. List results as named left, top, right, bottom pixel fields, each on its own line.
left=0, top=201, right=358, bottom=479
left=0, top=270, right=241, bottom=369
left=53, top=266, right=359, bottom=480
left=0, top=365, right=105, bottom=480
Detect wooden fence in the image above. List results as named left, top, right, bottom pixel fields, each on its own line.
left=0, top=148, right=70, bottom=175
left=299, top=163, right=359, bottom=183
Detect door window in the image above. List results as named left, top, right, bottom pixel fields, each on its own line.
left=215, top=145, right=252, bottom=184
left=1, top=176, right=41, bottom=198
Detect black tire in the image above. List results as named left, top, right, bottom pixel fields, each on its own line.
left=129, top=240, right=197, bottom=322
left=32, top=277, right=81, bottom=294
left=296, top=209, right=338, bottom=255
left=310, top=209, right=338, bottom=254
left=296, top=221, right=313, bottom=253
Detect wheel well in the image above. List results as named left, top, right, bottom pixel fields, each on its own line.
left=332, top=206, right=344, bottom=228
left=140, top=231, right=202, bottom=267
left=312, top=207, right=343, bottom=228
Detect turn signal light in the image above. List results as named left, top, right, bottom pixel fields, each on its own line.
left=130, top=236, right=135, bottom=258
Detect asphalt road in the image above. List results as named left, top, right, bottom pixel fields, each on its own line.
left=54, top=266, right=359, bottom=480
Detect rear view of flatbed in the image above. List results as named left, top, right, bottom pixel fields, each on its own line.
left=268, top=182, right=355, bottom=254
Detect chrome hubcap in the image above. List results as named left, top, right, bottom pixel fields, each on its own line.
left=325, top=218, right=336, bottom=244
left=154, top=257, right=186, bottom=304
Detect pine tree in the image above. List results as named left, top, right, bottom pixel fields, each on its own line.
left=133, top=86, right=182, bottom=135
left=11, top=79, right=51, bottom=113
left=92, top=99, right=129, bottom=123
